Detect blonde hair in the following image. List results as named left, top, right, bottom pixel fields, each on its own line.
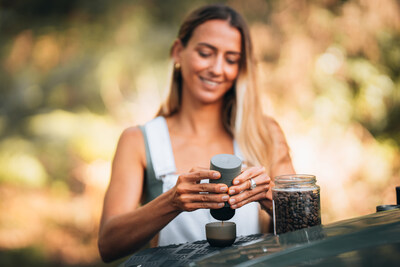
left=157, top=4, right=273, bottom=170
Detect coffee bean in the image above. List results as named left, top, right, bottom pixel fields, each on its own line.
left=273, top=190, right=321, bottom=234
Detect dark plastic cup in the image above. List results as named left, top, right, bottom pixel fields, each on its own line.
left=206, top=222, right=236, bottom=247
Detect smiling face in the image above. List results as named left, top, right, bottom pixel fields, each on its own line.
left=173, top=19, right=242, bottom=105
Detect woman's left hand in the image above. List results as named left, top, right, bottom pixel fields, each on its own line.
left=228, top=166, right=273, bottom=214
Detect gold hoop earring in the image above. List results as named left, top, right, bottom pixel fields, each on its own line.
left=174, top=63, right=181, bottom=70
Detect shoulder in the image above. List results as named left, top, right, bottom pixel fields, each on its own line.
left=263, top=115, right=279, bottom=129
left=118, top=116, right=167, bottom=150
left=119, top=126, right=145, bottom=146
left=263, top=116, right=286, bottom=143
left=115, top=126, right=146, bottom=167
left=263, top=115, right=291, bottom=157
left=121, top=126, right=143, bottom=141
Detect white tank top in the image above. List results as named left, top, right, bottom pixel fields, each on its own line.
left=143, top=116, right=260, bottom=246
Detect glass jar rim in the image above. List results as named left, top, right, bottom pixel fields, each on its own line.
left=274, top=174, right=316, bottom=184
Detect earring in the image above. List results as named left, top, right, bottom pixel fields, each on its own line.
left=174, top=63, right=181, bottom=70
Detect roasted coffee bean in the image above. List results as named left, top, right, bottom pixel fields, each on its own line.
left=273, top=190, right=321, bottom=234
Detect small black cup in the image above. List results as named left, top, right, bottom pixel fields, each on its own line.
left=206, top=222, right=236, bottom=247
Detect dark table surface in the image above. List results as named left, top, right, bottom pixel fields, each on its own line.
left=123, top=208, right=400, bottom=267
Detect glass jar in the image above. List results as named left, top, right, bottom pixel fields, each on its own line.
left=272, top=174, right=321, bottom=235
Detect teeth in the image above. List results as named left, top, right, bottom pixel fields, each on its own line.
left=201, top=78, right=219, bottom=86
left=204, top=80, right=218, bottom=86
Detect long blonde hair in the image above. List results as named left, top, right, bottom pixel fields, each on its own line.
left=157, top=4, right=273, bottom=170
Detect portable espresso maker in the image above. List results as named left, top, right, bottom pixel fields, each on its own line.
left=206, top=154, right=241, bottom=247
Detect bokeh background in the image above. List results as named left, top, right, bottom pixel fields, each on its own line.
left=0, top=0, right=399, bottom=265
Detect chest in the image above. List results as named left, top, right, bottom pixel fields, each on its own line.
left=170, top=135, right=235, bottom=173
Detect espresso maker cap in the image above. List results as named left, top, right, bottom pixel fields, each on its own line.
left=210, top=154, right=242, bottom=174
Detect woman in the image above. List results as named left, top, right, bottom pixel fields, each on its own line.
left=98, top=4, right=294, bottom=263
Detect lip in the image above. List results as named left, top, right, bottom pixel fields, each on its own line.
left=199, top=77, right=223, bottom=87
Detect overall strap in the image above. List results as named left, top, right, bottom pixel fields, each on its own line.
left=144, top=116, right=176, bottom=178
left=139, top=117, right=176, bottom=203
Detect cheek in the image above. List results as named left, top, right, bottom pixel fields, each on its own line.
left=185, top=54, right=209, bottom=73
left=226, top=66, right=240, bottom=81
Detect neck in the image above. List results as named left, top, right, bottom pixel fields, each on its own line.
left=170, top=99, right=227, bottom=138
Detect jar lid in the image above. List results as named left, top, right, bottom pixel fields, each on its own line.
left=274, top=174, right=316, bottom=184
left=210, top=154, right=242, bottom=174
left=376, top=205, right=400, bottom=212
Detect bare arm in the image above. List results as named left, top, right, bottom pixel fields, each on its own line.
left=98, top=127, right=229, bottom=262
left=267, top=117, right=295, bottom=178
left=98, top=127, right=178, bottom=262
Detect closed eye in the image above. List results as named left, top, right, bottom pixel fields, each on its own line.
left=199, top=50, right=212, bottom=58
left=226, top=58, right=240, bottom=64
left=226, top=55, right=241, bottom=65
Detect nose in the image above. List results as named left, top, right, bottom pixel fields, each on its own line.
left=209, top=55, right=224, bottom=76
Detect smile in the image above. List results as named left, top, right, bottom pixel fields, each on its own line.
left=200, top=77, right=222, bottom=87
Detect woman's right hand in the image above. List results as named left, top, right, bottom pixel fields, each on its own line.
left=170, top=167, right=229, bottom=212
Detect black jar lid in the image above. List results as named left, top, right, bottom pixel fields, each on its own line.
left=210, top=154, right=242, bottom=174
left=376, top=205, right=400, bottom=212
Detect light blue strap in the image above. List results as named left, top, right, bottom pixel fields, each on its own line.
left=144, top=116, right=176, bottom=179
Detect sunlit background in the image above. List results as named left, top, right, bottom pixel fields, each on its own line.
left=0, top=0, right=399, bottom=265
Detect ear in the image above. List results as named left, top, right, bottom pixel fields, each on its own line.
left=171, top=39, right=184, bottom=64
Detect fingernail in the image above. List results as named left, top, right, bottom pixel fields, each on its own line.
left=220, top=187, right=227, bottom=192
left=218, top=203, right=224, bottom=207
left=213, top=172, right=219, bottom=178
left=229, top=198, right=236, bottom=204
left=222, top=195, right=229, bottom=201
left=233, top=180, right=239, bottom=185
left=229, top=189, right=235, bottom=194
left=231, top=204, right=237, bottom=209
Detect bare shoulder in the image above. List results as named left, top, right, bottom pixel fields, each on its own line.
left=115, top=126, right=146, bottom=168
left=101, top=126, right=147, bottom=222
left=263, top=116, right=286, bottom=142
left=263, top=115, right=280, bottom=128
left=119, top=126, right=145, bottom=144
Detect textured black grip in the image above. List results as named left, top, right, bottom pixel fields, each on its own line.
left=210, top=206, right=235, bottom=221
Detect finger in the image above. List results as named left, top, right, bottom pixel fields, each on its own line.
left=179, top=193, right=229, bottom=203
left=189, top=166, right=209, bottom=172
left=181, top=201, right=225, bottom=212
left=176, top=182, right=228, bottom=194
left=232, top=166, right=265, bottom=185
left=228, top=184, right=269, bottom=206
left=229, top=173, right=270, bottom=195
left=230, top=189, right=269, bottom=209
left=180, top=170, right=221, bottom=182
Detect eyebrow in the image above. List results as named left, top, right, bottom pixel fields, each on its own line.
left=197, top=42, right=241, bottom=55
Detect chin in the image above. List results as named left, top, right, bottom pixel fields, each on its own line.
left=196, top=91, right=226, bottom=104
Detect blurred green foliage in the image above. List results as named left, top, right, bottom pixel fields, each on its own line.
left=0, top=0, right=399, bottom=265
